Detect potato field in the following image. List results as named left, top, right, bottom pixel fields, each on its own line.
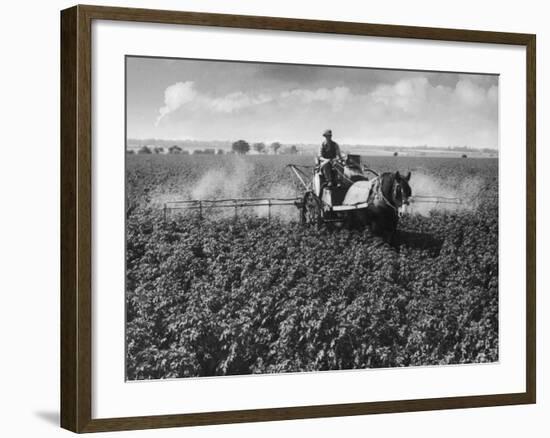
left=126, top=154, right=498, bottom=380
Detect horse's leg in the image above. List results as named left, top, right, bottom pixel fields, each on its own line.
left=358, top=210, right=369, bottom=229
left=370, top=219, right=379, bottom=236
left=385, top=230, right=396, bottom=246
left=388, top=213, right=399, bottom=245
left=347, top=211, right=357, bottom=229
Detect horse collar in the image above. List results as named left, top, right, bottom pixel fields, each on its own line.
left=376, top=176, right=398, bottom=212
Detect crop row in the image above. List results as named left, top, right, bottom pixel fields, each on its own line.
left=126, top=154, right=498, bottom=379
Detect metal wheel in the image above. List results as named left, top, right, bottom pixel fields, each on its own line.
left=301, top=191, right=323, bottom=227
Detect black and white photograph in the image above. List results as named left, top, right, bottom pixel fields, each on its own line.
left=125, top=56, right=499, bottom=380
left=1, top=0, right=544, bottom=435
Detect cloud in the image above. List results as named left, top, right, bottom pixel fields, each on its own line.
left=280, top=86, right=351, bottom=110
left=155, top=83, right=353, bottom=125
left=367, top=76, right=496, bottom=115
left=155, top=81, right=196, bottom=126
left=455, top=79, right=487, bottom=106
left=349, top=76, right=498, bottom=147
left=155, top=82, right=275, bottom=124
left=370, top=77, right=431, bottom=112
left=151, top=75, right=497, bottom=148
left=487, top=85, right=498, bottom=103
left=457, top=73, right=498, bottom=88
left=208, top=91, right=273, bottom=113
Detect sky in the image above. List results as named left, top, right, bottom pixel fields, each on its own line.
left=126, top=56, right=498, bottom=149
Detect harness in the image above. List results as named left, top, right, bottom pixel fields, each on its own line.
left=368, top=176, right=401, bottom=212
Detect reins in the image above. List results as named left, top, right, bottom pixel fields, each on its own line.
left=372, top=175, right=400, bottom=212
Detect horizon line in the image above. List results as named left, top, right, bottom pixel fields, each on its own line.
left=126, top=138, right=498, bottom=151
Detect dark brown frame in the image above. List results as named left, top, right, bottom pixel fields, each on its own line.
left=61, top=4, right=536, bottom=433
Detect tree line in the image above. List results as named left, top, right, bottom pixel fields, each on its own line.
left=128, top=141, right=299, bottom=155
left=231, top=140, right=298, bottom=155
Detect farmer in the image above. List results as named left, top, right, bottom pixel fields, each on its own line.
left=318, top=129, right=343, bottom=187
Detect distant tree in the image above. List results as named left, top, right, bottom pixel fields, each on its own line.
left=232, top=139, right=250, bottom=155
left=126, top=149, right=135, bottom=155
left=281, top=145, right=298, bottom=154
left=203, top=148, right=216, bottom=155
left=252, top=142, right=266, bottom=154
left=153, top=147, right=164, bottom=154
left=393, top=151, right=399, bottom=157
left=168, top=145, right=182, bottom=154
left=270, top=142, right=282, bottom=154
left=216, top=149, right=225, bottom=155
left=462, top=154, right=468, bottom=158
left=137, top=146, right=152, bottom=154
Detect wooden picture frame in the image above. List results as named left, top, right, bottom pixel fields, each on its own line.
left=61, top=4, right=536, bottom=433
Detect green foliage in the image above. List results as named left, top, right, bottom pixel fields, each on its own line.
left=137, top=145, right=152, bottom=154
left=231, top=139, right=250, bottom=155
left=168, top=145, right=183, bottom=154
left=270, top=142, right=282, bottom=154
left=125, top=154, right=498, bottom=379
left=252, top=142, right=266, bottom=154
left=284, top=145, right=298, bottom=154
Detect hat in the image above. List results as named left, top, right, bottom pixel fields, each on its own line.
left=323, top=129, right=332, bottom=137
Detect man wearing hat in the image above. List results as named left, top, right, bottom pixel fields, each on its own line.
left=318, top=129, right=343, bottom=187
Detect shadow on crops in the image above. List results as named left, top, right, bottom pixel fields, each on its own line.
left=394, top=230, right=443, bottom=256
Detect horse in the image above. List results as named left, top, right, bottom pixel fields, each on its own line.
left=350, top=171, right=412, bottom=242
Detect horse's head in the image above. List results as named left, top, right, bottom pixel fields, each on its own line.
left=393, top=171, right=412, bottom=215
left=379, top=171, right=412, bottom=216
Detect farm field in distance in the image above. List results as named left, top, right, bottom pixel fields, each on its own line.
left=126, top=153, right=499, bottom=379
